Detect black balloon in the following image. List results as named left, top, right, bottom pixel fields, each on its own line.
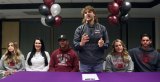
left=45, top=15, right=55, bottom=26
left=120, top=1, right=131, bottom=16
left=39, top=4, right=50, bottom=16
left=120, top=14, right=129, bottom=23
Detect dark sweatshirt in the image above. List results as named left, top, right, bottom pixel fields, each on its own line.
left=73, top=23, right=109, bottom=65
left=48, top=48, right=79, bottom=72
left=129, top=47, right=160, bottom=72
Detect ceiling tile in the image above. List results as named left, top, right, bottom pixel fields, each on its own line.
left=30, top=0, right=43, bottom=3
left=0, top=0, right=10, bottom=4
left=71, top=0, right=92, bottom=3
left=55, top=0, right=71, bottom=3
left=93, top=0, right=112, bottom=2
left=127, top=0, right=153, bottom=2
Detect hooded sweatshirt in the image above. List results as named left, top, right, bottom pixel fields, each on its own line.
left=129, top=47, right=160, bottom=72
left=48, top=48, right=79, bottom=72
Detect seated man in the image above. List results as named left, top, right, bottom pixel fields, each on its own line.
left=48, top=34, right=79, bottom=72
left=129, top=34, right=160, bottom=72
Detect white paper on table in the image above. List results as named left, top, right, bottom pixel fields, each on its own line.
left=82, top=74, right=99, bottom=81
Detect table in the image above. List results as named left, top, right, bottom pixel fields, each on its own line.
left=0, top=72, right=160, bottom=82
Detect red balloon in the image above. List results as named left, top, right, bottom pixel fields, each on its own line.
left=54, top=15, right=62, bottom=27
left=114, top=0, right=124, bottom=6
left=43, top=0, right=55, bottom=8
left=108, top=2, right=120, bottom=15
left=107, top=15, right=119, bottom=25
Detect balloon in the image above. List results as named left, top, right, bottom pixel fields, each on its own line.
left=50, top=4, right=61, bottom=17
left=107, top=15, right=119, bottom=25
left=120, top=14, right=129, bottom=23
left=45, top=15, right=55, bottom=26
left=120, top=1, right=131, bottom=16
left=39, top=4, right=50, bottom=16
left=41, top=16, right=51, bottom=27
left=114, top=0, right=124, bottom=6
left=108, top=2, right=120, bottom=15
left=43, top=0, right=55, bottom=8
left=54, top=15, right=62, bottom=27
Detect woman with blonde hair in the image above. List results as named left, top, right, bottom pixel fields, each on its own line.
left=0, top=42, right=25, bottom=77
left=105, top=39, right=134, bottom=72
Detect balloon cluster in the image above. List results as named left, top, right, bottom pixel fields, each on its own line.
left=39, top=0, right=62, bottom=27
left=107, top=0, right=131, bottom=26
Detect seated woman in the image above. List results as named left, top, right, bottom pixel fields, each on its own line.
left=105, top=39, right=134, bottom=72
left=25, top=38, right=50, bottom=71
left=0, top=42, right=25, bottom=78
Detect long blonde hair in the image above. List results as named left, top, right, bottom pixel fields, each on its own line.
left=111, top=39, right=129, bottom=63
left=81, top=5, right=98, bottom=24
left=3, top=42, right=22, bottom=64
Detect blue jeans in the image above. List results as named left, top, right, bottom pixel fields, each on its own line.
left=79, top=62, right=103, bottom=73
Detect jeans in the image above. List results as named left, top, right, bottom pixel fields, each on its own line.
left=79, top=62, right=103, bottom=73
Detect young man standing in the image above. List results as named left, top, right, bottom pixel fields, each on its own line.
left=73, top=5, right=109, bottom=72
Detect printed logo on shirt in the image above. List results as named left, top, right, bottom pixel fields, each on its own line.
left=142, top=53, right=155, bottom=63
left=57, top=54, right=70, bottom=66
left=113, top=58, right=125, bottom=69
left=8, top=61, right=15, bottom=66
left=94, top=30, right=100, bottom=34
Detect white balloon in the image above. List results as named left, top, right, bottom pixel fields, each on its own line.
left=41, top=16, right=50, bottom=27
left=50, top=4, right=61, bottom=17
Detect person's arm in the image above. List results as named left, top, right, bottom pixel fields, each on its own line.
left=156, top=53, right=160, bottom=71
left=126, top=56, right=134, bottom=72
left=105, top=55, right=113, bottom=72
left=102, top=26, right=109, bottom=49
left=25, top=52, right=33, bottom=71
left=17, top=54, right=25, bottom=71
left=0, top=55, right=12, bottom=76
left=0, top=55, right=5, bottom=71
left=48, top=51, right=56, bottom=72
left=73, top=25, right=84, bottom=50
left=41, top=52, right=50, bottom=71
left=70, top=51, right=79, bottom=72
left=0, top=55, right=7, bottom=75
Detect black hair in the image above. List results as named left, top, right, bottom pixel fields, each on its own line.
left=27, top=37, right=48, bottom=66
left=140, top=33, right=152, bottom=40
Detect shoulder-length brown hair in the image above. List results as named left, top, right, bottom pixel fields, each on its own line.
left=81, top=5, right=98, bottom=23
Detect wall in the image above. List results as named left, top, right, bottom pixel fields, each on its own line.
left=1, top=21, right=19, bottom=55
left=0, top=18, right=157, bottom=58
left=155, top=17, right=160, bottom=50
left=20, top=19, right=53, bottom=58
left=127, top=18, right=155, bottom=49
